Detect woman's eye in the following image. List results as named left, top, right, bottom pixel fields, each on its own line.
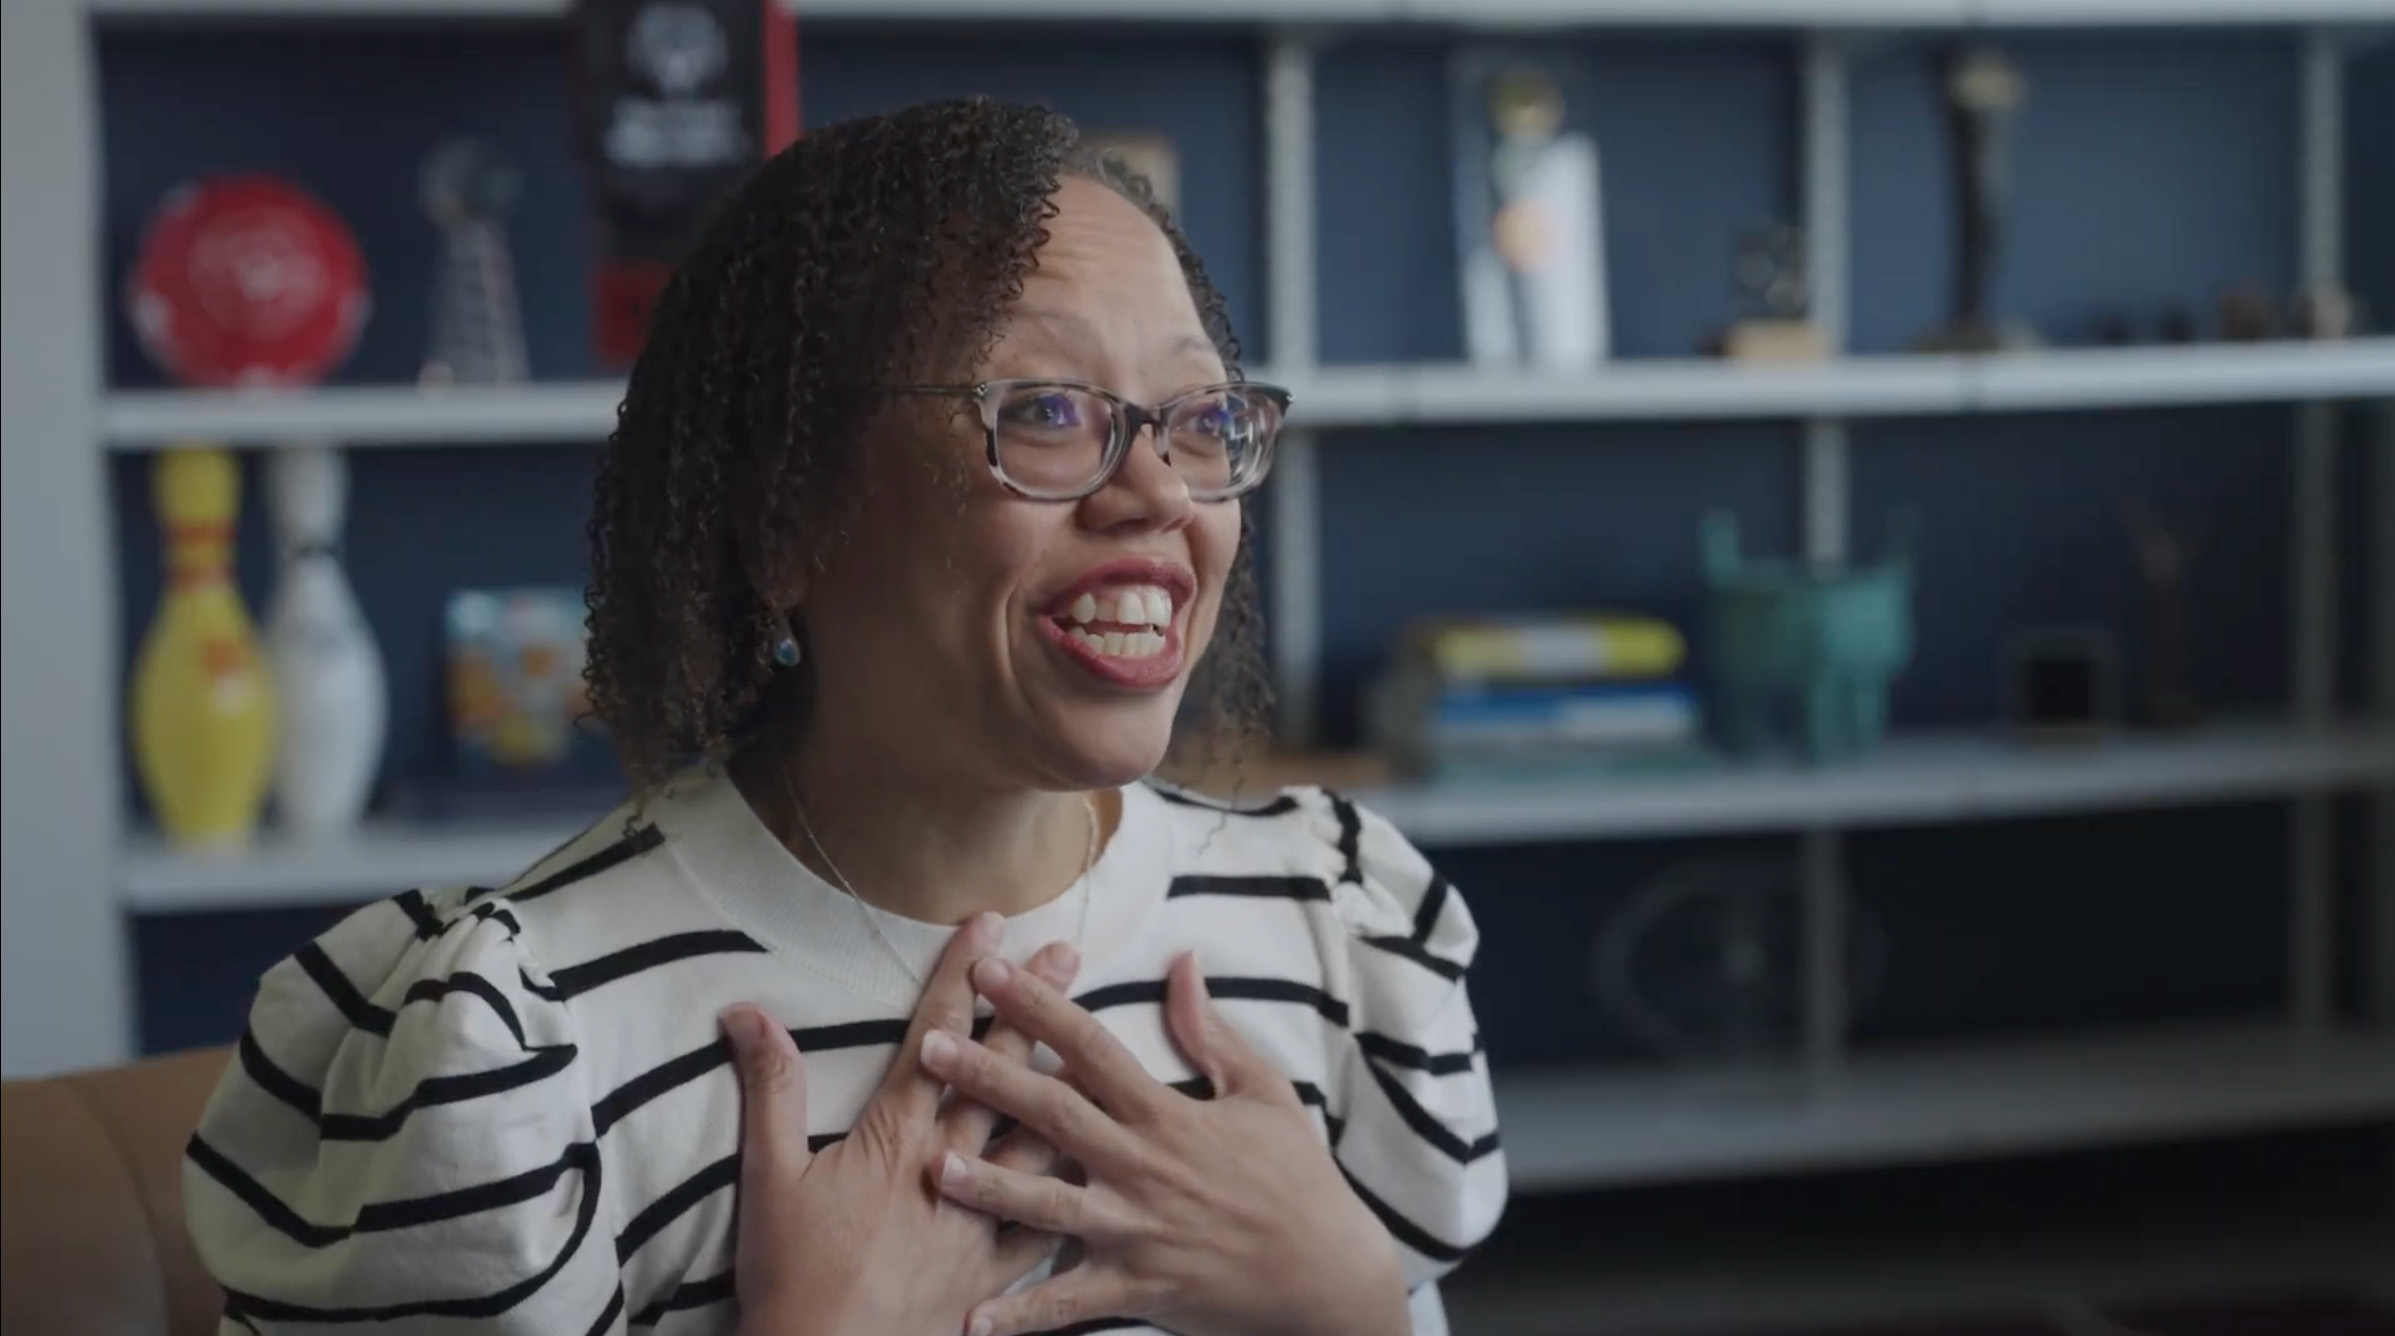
left=1005, top=392, right=1083, bottom=430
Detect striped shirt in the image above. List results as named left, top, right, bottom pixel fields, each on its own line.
left=185, top=767, right=1507, bottom=1334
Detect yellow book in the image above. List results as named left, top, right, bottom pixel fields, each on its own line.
left=1415, top=614, right=1685, bottom=682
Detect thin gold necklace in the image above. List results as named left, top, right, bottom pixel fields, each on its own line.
left=778, top=767, right=1099, bottom=992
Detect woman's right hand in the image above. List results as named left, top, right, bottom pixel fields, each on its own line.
left=723, top=912, right=1078, bottom=1336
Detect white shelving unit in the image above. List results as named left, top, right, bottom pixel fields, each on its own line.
left=79, top=0, right=2395, bottom=26
left=120, top=815, right=589, bottom=912
left=22, top=0, right=2390, bottom=1196
left=1495, top=1020, right=2395, bottom=1191
left=117, top=719, right=2395, bottom=912
left=1358, top=719, right=2395, bottom=847
left=97, top=338, right=2395, bottom=448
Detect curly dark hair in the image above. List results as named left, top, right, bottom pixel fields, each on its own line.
left=585, top=98, right=1272, bottom=796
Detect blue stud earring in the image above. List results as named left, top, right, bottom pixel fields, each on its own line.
left=772, top=634, right=803, bottom=668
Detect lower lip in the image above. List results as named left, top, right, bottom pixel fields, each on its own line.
left=1040, top=617, right=1186, bottom=689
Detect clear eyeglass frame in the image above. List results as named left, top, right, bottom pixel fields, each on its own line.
left=888, top=377, right=1291, bottom=503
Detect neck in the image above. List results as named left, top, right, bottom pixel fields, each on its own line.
left=735, top=731, right=1106, bottom=927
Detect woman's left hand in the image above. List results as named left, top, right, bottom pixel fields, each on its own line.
left=917, top=951, right=1408, bottom=1336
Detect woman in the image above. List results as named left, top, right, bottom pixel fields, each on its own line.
left=186, top=99, right=1504, bottom=1336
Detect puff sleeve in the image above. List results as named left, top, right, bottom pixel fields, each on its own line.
left=1320, top=794, right=1509, bottom=1290
left=183, top=888, right=626, bottom=1335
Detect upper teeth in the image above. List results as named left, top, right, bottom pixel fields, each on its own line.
left=1067, top=586, right=1173, bottom=628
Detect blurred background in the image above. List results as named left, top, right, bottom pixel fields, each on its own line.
left=3, top=1, right=2392, bottom=1333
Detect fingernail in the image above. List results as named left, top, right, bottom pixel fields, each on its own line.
left=972, top=910, right=1002, bottom=941
left=719, top=1006, right=762, bottom=1048
left=1055, top=943, right=1082, bottom=975
left=968, top=1317, right=993, bottom=1336
left=940, top=1151, right=966, bottom=1191
left=973, top=957, right=1013, bottom=991
left=921, top=1028, right=955, bottom=1067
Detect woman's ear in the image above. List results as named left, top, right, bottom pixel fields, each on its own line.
left=734, top=495, right=811, bottom=613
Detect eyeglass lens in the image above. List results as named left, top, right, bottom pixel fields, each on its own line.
left=990, top=382, right=1279, bottom=499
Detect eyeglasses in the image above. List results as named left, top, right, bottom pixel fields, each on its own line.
left=889, top=378, right=1289, bottom=503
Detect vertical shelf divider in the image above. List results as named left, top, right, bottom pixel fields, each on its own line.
left=1264, top=32, right=1324, bottom=751
left=1800, top=32, right=1856, bottom=1085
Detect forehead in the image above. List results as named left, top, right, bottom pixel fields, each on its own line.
left=989, top=178, right=1215, bottom=370
left=1029, top=176, right=1184, bottom=282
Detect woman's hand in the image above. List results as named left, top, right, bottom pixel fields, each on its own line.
left=920, top=951, right=1409, bottom=1336
left=724, top=912, right=1080, bottom=1336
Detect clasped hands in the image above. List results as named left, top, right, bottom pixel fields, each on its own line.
left=722, top=912, right=1408, bottom=1336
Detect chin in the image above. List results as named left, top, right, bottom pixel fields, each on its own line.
left=1031, top=706, right=1180, bottom=790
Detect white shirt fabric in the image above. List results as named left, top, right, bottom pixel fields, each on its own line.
left=186, top=767, right=1507, bottom=1334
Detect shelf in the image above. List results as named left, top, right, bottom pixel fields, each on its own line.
left=119, top=722, right=2392, bottom=912
left=120, top=813, right=594, bottom=912
left=102, top=382, right=624, bottom=449
left=1292, top=339, right=2395, bottom=429
left=100, top=341, right=2395, bottom=448
left=1495, top=1020, right=2395, bottom=1192
left=1452, top=1140, right=2395, bottom=1335
left=79, top=0, right=2395, bottom=26
left=1348, top=720, right=2395, bottom=846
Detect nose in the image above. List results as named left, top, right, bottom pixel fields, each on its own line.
left=1078, top=419, right=1194, bottom=535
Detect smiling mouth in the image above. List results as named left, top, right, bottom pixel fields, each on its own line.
left=1052, top=584, right=1176, bottom=660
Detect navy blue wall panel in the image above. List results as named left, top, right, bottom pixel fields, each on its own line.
left=2352, top=50, right=2395, bottom=325
left=99, top=21, right=598, bottom=388
left=1851, top=34, right=2296, bottom=353
left=104, top=23, right=2375, bottom=1061
left=1850, top=405, right=2294, bottom=727
left=1848, top=804, right=2287, bottom=1044
left=1315, top=36, right=1795, bottom=364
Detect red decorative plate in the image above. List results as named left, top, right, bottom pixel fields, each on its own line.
left=127, top=175, right=370, bottom=388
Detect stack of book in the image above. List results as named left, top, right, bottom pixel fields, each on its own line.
left=1365, top=612, right=1707, bottom=780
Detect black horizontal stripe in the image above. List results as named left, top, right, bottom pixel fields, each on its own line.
left=583, top=1284, right=626, bottom=1336
left=630, top=1271, right=732, bottom=1326
left=1357, top=1031, right=1479, bottom=1075
left=469, top=901, right=523, bottom=938
left=1338, top=1162, right=1473, bottom=1264
left=1026, top=1321, right=1148, bottom=1336
left=188, top=1133, right=592, bottom=1246
left=545, top=930, right=767, bottom=1001
left=1176, top=1075, right=1344, bottom=1145
left=808, top=1130, right=847, bottom=1153
left=399, top=970, right=528, bottom=1049
left=222, top=1142, right=603, bottom=1323
left=223, top=1301, right=262, bottom=1334
left=1328, top=791, right=1364, bottom=884
left=1151, top=784, right=1300, bottom=817
left=617, top=1154, right=735, bottom=1262
left=1074, top=976, right=1349, bottom=1029
left=320, top=1045, right=578, bottom=1142
left=1357, top=933, right=1467, bottom=983
left=393, top=889, right=445, bottom=941
left=592, top=1015, right=953, bottom=1138
left=238, top=1027, right=321, bottom=1122
left=297, top=944, right=393, bottom=1037
left=594, top=1039, right=731, bottom=1137
left=1412, top=873, right=1452, bottom=946
left=1358, top=1058, right=1499, bottom=1166
left=1209, top=976, right=1349, bottom=1027
left=355, top=1139, right=591, bottom=1233
left=509, top=824, right=666, bottom=905
left=188, top=1134, right=347, bottom=1248
left=1166, top=874, right=1329, bottom=903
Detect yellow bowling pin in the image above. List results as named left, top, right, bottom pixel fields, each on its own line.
left=132, top=447, right=276, bottom=848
